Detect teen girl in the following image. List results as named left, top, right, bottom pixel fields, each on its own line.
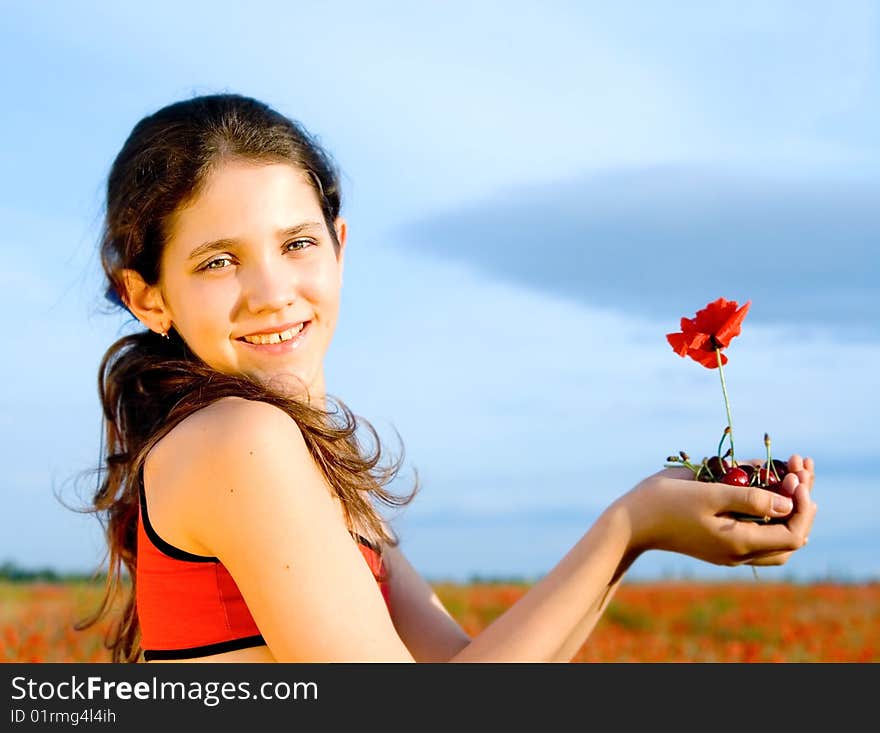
left=81, top=93, right=817, bottom=662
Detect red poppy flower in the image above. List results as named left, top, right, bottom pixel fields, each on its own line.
left=666, top=297, right=751, bottom=369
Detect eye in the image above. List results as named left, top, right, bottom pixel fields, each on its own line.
left=197, top=239, right=314, bottom=272
left=284, top=238, right=315, bottom=253
left=200, top=256, right=234, bottom=271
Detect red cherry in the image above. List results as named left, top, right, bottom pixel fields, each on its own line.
left=770, top=459, right=789, bottom=478
left=758, top=467, right=780, bottom=486
left=766, top=476, right=797, bottom=498
left=706, top=456, right=731, bottom=480
left=755, top=462, right=797, bottom=498
left=737, top=464, right=757, bottom=481
left=721, top=467, right=749, bottom=486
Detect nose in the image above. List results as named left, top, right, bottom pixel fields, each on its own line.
left=241, top=256, right=296, bottom=315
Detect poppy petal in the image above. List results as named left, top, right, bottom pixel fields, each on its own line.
left=667, top=330, right=711, bottom=354
left=666, top=332, right=690, bottom=356
left=693, top=297, right=739, bottom=336
left=688, top=347, right=727, bottom=369
left=714, top=300, right=751, bottom=348
left=680, top=316, right=698, bottom=332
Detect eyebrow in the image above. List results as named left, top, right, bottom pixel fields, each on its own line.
left=186, top=222, right=325, bottom=261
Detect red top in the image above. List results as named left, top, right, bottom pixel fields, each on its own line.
left=136, top=481, right=391, bottom=661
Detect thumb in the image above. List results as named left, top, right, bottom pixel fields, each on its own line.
left=727, top=483, right=797, bottom=519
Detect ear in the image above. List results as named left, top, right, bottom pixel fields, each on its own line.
left=119, top=269, right=172, bottom=335
left=334, top=216, right=347, bottom=286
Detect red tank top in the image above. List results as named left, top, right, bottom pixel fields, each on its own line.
left=136, top=480, right=391, bottom=661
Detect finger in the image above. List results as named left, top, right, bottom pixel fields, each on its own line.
left=717, top=516, right=802, bottom=555
left=795, top=468, right=812, bottom=495
left=719, top=484, right=795, bottom=520
left=784, top=483, right=817, bottom=541
left=744, top=524, right=813, bottom=565
left=777, top=472, right=800, bottom=499
left=745, top=549, right=795, bottom=567
left=785, top=455, right=816, bottom=494
left=787, top=454, right=804, bottom=473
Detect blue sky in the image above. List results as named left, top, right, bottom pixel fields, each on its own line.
left=1, top=1, right=877, bottom=582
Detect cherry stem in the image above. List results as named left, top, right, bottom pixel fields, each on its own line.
left=717, top=428, right=730, bottom=461
left=764, top=434, right=781, bottom=483
left=697, top=457, right=711, bottom=481
left=665, top=455, right=702, bottom=476
left=715, top=348, right=736, bottom=464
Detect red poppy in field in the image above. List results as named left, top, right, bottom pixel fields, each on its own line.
left=666, top=297, right=751, bottom=369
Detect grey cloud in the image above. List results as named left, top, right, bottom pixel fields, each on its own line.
left=394, top=166, right=878, bottom=340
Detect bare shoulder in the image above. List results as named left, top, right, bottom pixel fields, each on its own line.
left=146, top=396, right=308, bottom=493
left=145, top=397, right=414, bottom=661
left=149, top=396, right=301, bottom=462
left=143, top=396, right=316, bottom=551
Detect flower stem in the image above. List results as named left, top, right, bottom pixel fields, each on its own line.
left=715, top=348, right=735, bottom=464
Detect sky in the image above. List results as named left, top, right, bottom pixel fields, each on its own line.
left=1, top=1, right=878, bottom=583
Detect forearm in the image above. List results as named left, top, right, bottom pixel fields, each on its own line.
left=449, top=502, right=635, bottom=662
left=551, top=545, right=641, bottom=662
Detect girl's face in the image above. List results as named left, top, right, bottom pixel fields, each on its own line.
left=151, top=160, right=346, bottom=400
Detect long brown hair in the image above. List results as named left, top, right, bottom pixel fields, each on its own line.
left=77, top=93, right=418, bottom=662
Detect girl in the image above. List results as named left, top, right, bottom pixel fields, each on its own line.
left=81, top=93, right=816, bottom=663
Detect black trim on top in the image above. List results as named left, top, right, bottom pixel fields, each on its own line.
left=140, top=468, right=376, bottom=563
left=138, top=481, right=218, bottom=564
left=353, top=533, right=378, bottom=552
left=143, top=634, right=267, bottom=661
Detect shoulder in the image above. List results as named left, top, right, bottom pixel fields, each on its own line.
left=144, top=396, right=321, bottom=548
left=145, top=400, right=414, bottom=661
left=146, top=396, right=309, bottom=489
left=152, top=395, right=301, bottom=455
left=145, top=394, right=341, bottom=561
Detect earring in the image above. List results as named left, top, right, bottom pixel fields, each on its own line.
left=161, top=331, right=170, bottom=340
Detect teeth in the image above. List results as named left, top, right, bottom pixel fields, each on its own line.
left=242, top=323, right=305, bottom=345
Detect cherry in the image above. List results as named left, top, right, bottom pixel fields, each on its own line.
left=706, top=456, right=731, bottom=480
left=760, top=472, right=796, bottom=498
left=759, top=461, right=787, bottom=482
left=757, top=467, right=780, bottom=487
left=737, top=464, right=757, bottom=482
left=771, top=459, right=789, bottom=478
left=720, top=467, right=749, bottom=486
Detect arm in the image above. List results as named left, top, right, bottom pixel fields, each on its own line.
left=380, top=543, right=472, bottom=662
left=448, top=503, right=636, bottom=662
left=164, top=397, right=417, bottom=662
left=381, top=537, right=636, bottom=663
left=163, top=400, right=814, bottom=663
left=449, top=461, right=816, bottom=663
left=163, top=395, right=632, bottom=662
left=551, top=547, right=639, bottom=662
left=554, top=456, right=817, bottom=661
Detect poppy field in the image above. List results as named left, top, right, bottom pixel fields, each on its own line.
left=435, top=580, right=879, bottom=662
left=1, top=579, right=877, bottom=662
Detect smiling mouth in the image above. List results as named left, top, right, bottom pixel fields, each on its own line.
left=235, top=321, right=312, bottom=354
left=237, top=322, right=307, bottom=345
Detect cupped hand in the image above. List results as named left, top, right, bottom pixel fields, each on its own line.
left=742, top=453, right=816, bottom=566
left=621, top=454, right=817, bottom=567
